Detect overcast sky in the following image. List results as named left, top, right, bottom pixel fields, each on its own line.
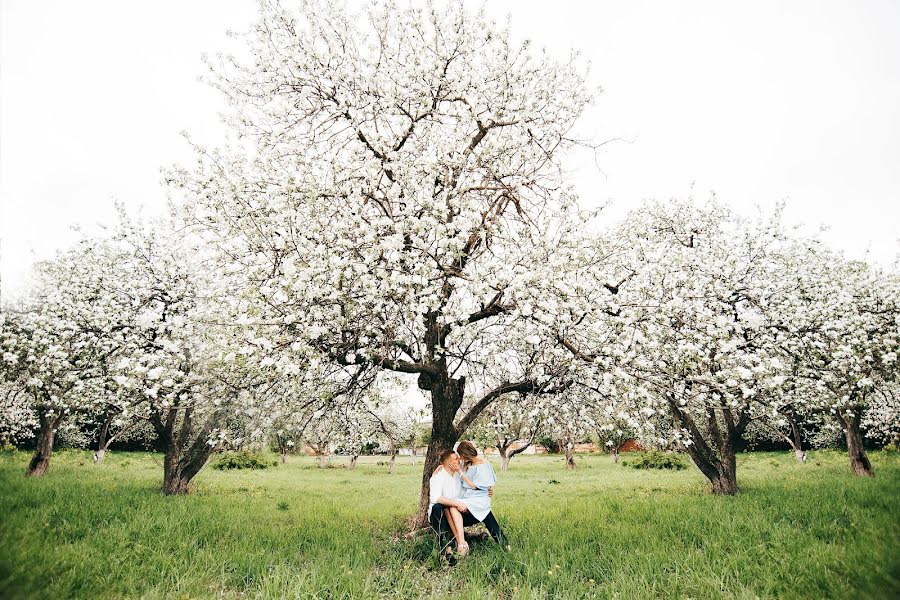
left=2, top=0, right=899, bottom=298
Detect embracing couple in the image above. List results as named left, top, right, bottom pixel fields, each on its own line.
left=428, top=441, right=508, bottom=561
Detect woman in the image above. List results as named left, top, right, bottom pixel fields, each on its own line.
left=455, top=441, right=507, bottom=547
left=428, top=450, right=470, bottom=558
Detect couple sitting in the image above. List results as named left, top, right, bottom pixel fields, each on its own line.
left=428, top=441, right=507, bottom=559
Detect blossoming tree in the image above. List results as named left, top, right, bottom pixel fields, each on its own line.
left=169, top=0, right=594, bottom=522
left=0, top=238, right=132, bottom=476
left=765, top=241, right=900, bottom=476
left=469, top=393, right=545, bottom=471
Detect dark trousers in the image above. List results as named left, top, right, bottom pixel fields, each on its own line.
left=429, top=503, right=506, bottom=549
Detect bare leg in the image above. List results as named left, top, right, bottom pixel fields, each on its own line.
left=447, top=507, right=469, bottom=555
left=444, top=508, right=462, bottom=549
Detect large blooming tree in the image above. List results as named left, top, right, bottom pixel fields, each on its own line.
left=169, top=0, right=594, bottom=521
left=101, top=214, right=324, bottom=494
left=556, top=199, right=801, bottom=493
left=765, top=241, right=900, bottom=476
left=0, top=238, right=132, bottom=476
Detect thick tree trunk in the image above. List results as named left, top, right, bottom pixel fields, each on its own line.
left=317, top=453, right=328, bottom=468
left=157, top=408, right=218, bottom=495
left=840, top=413, right=874, bottom=477
left=500, top=452, right=511, bottom=472
left=709, top=452, right=738, bottom=495
left=161, top=441, right=214, bottom=495
left=388, top=442, right=396, bottom=474
left=611, top=448, right=619, bottom=463
left=682, top=438, right=738, bottom=495
left=281, top=450, right=287, bottom=464
left=668, top=398, right=743, bottom=495
left=564, top=445, right=576, bottom=470
left=27, top=413, right=61, bottom=477
left=162, top=447, right=191, bottom=495
left=93, top=448, right=107, bottom=463
left=349, top=454, right=358, bottom=469
left=415, top=375, right=464, bottom=528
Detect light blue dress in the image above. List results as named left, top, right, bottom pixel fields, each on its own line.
left=460, top=461, right=496, bottom=521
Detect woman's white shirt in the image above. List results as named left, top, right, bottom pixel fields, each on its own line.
left=428, top=467, right=462, bottom=514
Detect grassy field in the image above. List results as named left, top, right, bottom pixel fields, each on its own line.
left=0, top=449, right=898, bottom=599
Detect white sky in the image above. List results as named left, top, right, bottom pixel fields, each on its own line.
left=2, top=0, right=899, bottom=298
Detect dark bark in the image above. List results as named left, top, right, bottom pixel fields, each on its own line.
left=27, top=413, right=63, bottom=477
left=349, top=454, right=358, bottom=469
left=837, top=412, right=874, bottom=477
left=415, top=374, right=464, bottom=527
left=564, top=446, right=576, bottom=469
left=152, top=407, right=219, bottom=495
left=667, top=397, right=742, bottom=495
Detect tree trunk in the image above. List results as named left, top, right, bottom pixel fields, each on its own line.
left=349, top=454, right=358, bottom=469
left=157, top=409, right=218, bottom=495
left=415, top=375, right=464, bottom=528
left=27, top=413, right=61, bottom=477
left=161, top=441, right=214, bottom=494
left=317, top=453, right=328, bottom=468
left=564, top=445, right=576, bottom=470
left=388, top=444, right=396, bottom=474
left=281, top=449, right=287, bottom=464
left=667, top=398, right=743, bottom=495
left=93, top=414, right=114, bottom=463
left=840, top=413, right=874, bottom=477
left=162, top=446, right=191, bottom=495
left=611, top=448, right=619, bottom=463
left=709, top=451, right=738, bottom=494
left=500, top=452, right=511, bottom=472
left=787, top=417, right=806, bottom=463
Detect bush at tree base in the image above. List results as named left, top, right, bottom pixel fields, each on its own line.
left=212, top=451, right=277, bottom=470
left=623, top=451, right=688, bottom=470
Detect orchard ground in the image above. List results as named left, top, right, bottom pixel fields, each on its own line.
left=1, top=450, right=898, bottom=599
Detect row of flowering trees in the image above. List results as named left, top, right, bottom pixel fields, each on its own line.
left=1, top=1, right=897, bottom=526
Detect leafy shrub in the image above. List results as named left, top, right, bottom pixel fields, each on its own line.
left=213, top=451, right=276, bottom=470
left=623, top=450, right=687, bottom=470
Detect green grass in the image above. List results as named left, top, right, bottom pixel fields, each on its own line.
left=0, top=449, right=898, bottom=599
